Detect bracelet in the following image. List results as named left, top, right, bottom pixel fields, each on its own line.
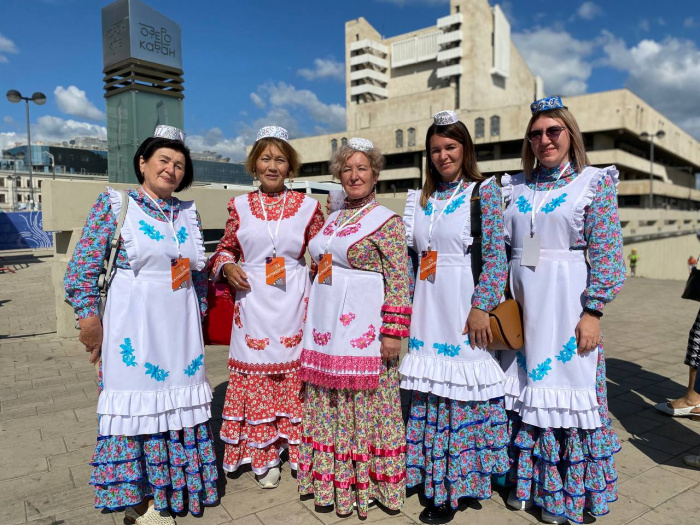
left=584, top=307, right=603, bottom=318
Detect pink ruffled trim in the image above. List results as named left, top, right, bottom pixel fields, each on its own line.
left=381, top=305, right=412, bottom=315
left=299, top=349, right=382, bottom=390
left=382, top=314, right=410, bottom=326
left=380, top=326, right=409, bottom=337
left=302, top=436, right=406, bottom=460
left=299, top=368, right=379, bottom=390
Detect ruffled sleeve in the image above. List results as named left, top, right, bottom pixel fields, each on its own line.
left=64, top=190, right=117, bottom=320
left=375, top=215, right=412, bottom=337
left=208, top=196, right=242, bottom=280
left=107, top=187, right=139, bottom=271
left=577, top=166, right=625, bottom=312
left=570, top=166, right=619, bottom=247
left=471, top=177, right=508, bottom=312
left=403, top=189, right=418, bottom=250
left=500, top=172, right=521, bottom=245
left=180, top=200, right=207, bottom=272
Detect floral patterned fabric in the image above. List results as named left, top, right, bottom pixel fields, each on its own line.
left=91, top=366, right=218, bottom=514
left=220, top=370, right=303, bottom=474
left=406, top=393, right=509, bottom=509
left=526, top=164, right=625, bottom=313
left=298, top=363, right=406, bottom=517
left=506, top=346, right=620, bottom=524
left=64, top=189, right=208, bottom=319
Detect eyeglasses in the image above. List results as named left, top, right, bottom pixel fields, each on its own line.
left=526, top=126, right=567, bottom=143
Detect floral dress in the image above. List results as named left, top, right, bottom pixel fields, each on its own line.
left=209, top=190, right=324, bottom=476
left=500, top=163, right=625, bottom=524
left=400, top=178, right=509, bottom=509
left=297, top=193, right=412, bottom=518
left=64, top=188, right=218, bottom=515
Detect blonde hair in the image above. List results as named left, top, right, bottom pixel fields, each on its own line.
left=245, top=137, right=301, bottom=179
left=521, top=108, right=590, bottom=179
left=421, top=121, right=484, bottom=208
left=329, top=145, right=385, bottom=179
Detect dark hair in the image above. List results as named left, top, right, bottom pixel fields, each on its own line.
left=421, top=121, right=484, bottom=208
left=133, top=137, right=194, bottom=192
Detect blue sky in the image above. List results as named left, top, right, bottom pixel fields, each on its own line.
left=1, top=0, right=699, bottom=161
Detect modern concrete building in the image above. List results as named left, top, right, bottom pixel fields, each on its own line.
left=290, top=0, right=700, bottom=213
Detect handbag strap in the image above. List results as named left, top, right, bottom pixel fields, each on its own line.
left=97, top=189, right=129, bottom=316
left=470, top=180, right=512, bottom=299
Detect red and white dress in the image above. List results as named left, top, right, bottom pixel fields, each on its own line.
left=209, top=190, right=324, bottom=475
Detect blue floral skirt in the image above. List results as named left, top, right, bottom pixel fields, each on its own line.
left=406, top=392, right=509, bottom=509
left=507, top=346, right=620, bottom=524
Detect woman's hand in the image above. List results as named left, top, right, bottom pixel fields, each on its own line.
left=79, top=316, right=103, bottom=364
left=380, top=334, right=401, bottom=361
left=575, top=313, right=601, bottom=354
left=463, top=307, right=492, bottom=349
left=223, top=263, right=251, bottom=291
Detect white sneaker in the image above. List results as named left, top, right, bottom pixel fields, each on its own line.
left=541, top=508, right=568, bottom=524
left=256, top=466, right=281, bottom=489
left=506, top=488, right=534, bottom=511
left=135, top=506, right=175, bottom=525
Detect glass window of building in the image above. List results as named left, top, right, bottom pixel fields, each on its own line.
left=490, top=115, right=500, bottom=136
left=341, top=137, right=348, bottom=147
left=408, top=128, right=416, bottom=147
left=396, top=129, right=403, bottom=148
left=331, top=139, right=338, bottom=153
left=0, top=194, right=5, bottom=203
left=475, top=118, right=485, bottom=138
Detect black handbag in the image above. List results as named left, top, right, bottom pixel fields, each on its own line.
left=682, top=267, right=700, bottom=302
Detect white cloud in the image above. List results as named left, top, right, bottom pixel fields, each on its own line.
left=513, top=28, right=595, bottom=95
left=639, top=19, right=650, bottom=32
left=33, top=115, right=107, bottom=143
left=54, top=85, right=105, bottom=121
left=684, top=17, right=697, bottom=28
left=601, top=32, right=700, bottom=138
left=0, top=131, right=21, bottom=151
left=576, top=2, right=602, bottom=20
left=250, top=92, right=265, bottom=109
left=187, top=127, right=248, bottom=161
left=0, top=33, right=18, bottom=63
left=256, top=82, right=346, bottom=131
left=3, top=116, right=14, bottom=125
left=298, top=58, right=345, bottom=82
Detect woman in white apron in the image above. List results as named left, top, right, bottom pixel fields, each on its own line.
left=400, top=111, right=509, bottom=524
left=500, top=97, right=625, bottom=524
left=64, top=126, right=218, bottom=525
left=209, top=126, right=324, bottom=489
left=298, top=138, right=411, bottom=518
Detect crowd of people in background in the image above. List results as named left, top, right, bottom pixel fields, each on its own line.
left=68, top=95, right=699, bottom=525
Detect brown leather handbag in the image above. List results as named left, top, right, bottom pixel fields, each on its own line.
left=470, top=182, right=524, bottom=351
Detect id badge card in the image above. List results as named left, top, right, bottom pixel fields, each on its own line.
left=265, top=256, right=286, bottom=286
left=521, top=234, right=541, bottom=267
left=171, top=257, right=191, bottom=290
left=318, top=253, right=332, bottom=285
left=419, top=250, right=437, bottom=283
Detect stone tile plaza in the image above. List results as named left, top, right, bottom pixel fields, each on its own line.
left=1, top=251, right=699, bottom=525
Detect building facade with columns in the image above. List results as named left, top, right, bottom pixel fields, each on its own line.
left=289, top=0, right=700, bottom=211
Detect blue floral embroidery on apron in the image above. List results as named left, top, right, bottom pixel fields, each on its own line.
left=423, top=201, right=434, bottom=216
left=528, top=358, right=552, bottom=381
left=408, top=337, right=424, bottom=351
left=542, top=193, right=568, bottom=214
left=173, top=226, right=188, bottom=244
left=516, top=351, right=527, bottom=371
left=184, top=354, right=204, bottom=377
left=516, top=195, right=532, bottom=213
left=144, top=362, right=170, bottom=381
left=138, top=220, right=165, bottom=241
left=119, top=338, right=138, bottom=367
left=433, top=342, right=460, bottom=357
left=444, top=194, right=466, bottom=214
left=556, top=336, right=577, bottom=363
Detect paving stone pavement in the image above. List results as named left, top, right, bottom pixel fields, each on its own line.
left=1, top=251, right=699, bottom=525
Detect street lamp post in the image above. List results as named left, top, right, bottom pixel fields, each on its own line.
left=640, top=129, right=666, bottom=208
left=6, top=89, right=47, bottom=210
left=44, top=152, right=56, bottom=180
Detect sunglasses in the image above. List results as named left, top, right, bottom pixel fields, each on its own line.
left=526, top=126, right=567, bottom=143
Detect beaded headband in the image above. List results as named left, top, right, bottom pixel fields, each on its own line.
left=433, top=110, right=459, bottom=126
left=256, top=126, right=289, bottom=143
left=530, top=96, right=567, bottom=115
left=153, top=125, right=186, bottom=143
left=347, top=137, right=374, bottom=152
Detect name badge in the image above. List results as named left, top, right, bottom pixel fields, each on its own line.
left=521, top=234, right=541, bottom=267
left=419, top=250, right=437, bottom=282
left=318, top=253, right=332, bottom=285
left=171, top=257, right=191, bottom=290
left=265, top=256, right=286, bottom=286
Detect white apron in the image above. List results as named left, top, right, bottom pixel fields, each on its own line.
left=229, top=191, right=317, bottom=375
left=501, top=166, right=618, bottom=429
left=98, top=188, right=211, bottom=436
left=300, top=204, right=396, bottom=390
left=399, top=183, right=506, bottom=402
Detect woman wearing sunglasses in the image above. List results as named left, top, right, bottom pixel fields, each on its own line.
left=499, top=97, right=625, bottom=524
